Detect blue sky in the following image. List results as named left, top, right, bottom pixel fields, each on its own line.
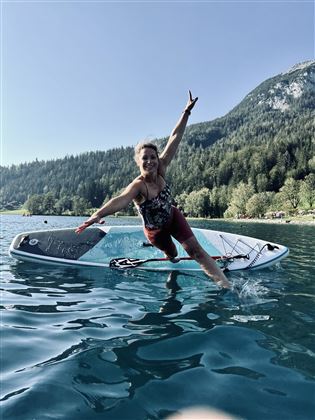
left=1, top=0, right=314, bottom=167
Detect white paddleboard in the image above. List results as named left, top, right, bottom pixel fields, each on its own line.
left=9, top=225, right=289, bottom=271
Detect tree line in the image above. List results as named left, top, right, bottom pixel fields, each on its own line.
left=22, top=174, right=315, bottom=218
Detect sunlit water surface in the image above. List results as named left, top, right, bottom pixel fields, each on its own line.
left=1, top=215, right=314, bottom=420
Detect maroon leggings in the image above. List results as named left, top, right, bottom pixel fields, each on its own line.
left=143, top=206, right=194, bottom=258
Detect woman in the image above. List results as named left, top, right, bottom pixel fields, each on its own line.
left=76, top=92, right=230, bottom=288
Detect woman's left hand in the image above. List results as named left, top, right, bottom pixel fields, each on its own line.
left=75, top=214, right=104, bottom=234
left=184, top=90, right=198, bottom=113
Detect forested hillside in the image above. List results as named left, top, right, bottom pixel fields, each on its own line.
left=1, top=61, right=314, bottom=218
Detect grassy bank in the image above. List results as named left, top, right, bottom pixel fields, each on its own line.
left=0, top=209, right=27, bottom=215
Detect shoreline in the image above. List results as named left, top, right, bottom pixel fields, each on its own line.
left=214, top=218, right=315, bottom=226
left=1, top=211, right=314, bottom=225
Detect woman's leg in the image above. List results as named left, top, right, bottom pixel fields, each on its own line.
left=181, top=236, right=231, bottom=288
left=144, top=228, right=178, bottom=260
left=168, top=207, right=230, bottom=288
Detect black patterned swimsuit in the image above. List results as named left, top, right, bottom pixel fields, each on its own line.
left=135, top=182, right=173, bottom=229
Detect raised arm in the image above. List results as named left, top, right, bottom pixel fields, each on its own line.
left=75, top=180, right=142, bottom=234
left=159, top=91, right=198, bottom=170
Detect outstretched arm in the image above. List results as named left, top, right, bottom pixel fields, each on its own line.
left=75, top=181, right=141, bottom=234
left=159, top=91, right=198, bottom=171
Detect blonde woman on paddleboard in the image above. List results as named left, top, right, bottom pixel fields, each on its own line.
left=76, top=91, right=230, bottom=289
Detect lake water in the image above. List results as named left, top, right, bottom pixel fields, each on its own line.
left=1, top=215, right=314, bottom=420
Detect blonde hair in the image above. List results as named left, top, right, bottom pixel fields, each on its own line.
left=134, top=142, right=159, bottom=164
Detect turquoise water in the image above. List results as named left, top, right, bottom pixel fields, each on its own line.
left=1, top=215, right=314, bottom=420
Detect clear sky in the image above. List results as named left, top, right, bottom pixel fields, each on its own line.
left=1, top=0, right=314, bottom=167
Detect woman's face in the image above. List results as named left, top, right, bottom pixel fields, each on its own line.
left=138, top=147, right=159, bottom=174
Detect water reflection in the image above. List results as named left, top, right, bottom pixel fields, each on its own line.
left=2, top=247, right=315, bottom=419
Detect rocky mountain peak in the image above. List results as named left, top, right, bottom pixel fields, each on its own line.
left=282, top=60, right=315, bottom=75
left=245, top=60, right=315, bottom=112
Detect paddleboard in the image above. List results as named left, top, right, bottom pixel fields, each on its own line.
left=9, top=225, right=289, bottom=271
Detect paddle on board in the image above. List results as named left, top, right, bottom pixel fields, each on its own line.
left=109, top=254, right=249, bottom=269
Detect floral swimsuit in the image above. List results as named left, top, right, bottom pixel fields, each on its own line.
left=136, top=183, right=172, bottom=229
left=135, top=178, right=194, bottom=257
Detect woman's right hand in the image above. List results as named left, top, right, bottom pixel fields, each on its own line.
left=75, top=214, right=104, bottom=234
left=184, top=90, right=198, bottom=113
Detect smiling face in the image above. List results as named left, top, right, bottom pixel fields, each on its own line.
left=137, top=147, right=159, bottom=175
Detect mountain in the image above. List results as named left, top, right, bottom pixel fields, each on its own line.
left=175, top=60, right=314, bottom=191
left=1, top=60, right=314, bottom=213
left=236, top=60, right=314, bottom=113
left=184, top=60, right=314, bottom=148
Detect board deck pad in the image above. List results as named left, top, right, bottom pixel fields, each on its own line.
left=11, top=228, right=106, bottom=260
left=9, top=225, right=289, bottom=271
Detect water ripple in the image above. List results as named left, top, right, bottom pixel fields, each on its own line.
left=1, top=216, right=314, bottom=419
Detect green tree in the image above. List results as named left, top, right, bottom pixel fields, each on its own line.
left=55, top=196, right=73, bottom=215
left=246, top=192, right=274, bottom=218
left=308, top=156, right=315, bottom=172
left=174, top=192, right=189, bottom=213
left=280, top=178, right=301, bottom=210
left=42, top=192, right=56, bottom=214
left=209, top=186, right=229, bottom=217
left=224, top=182, right=255, bottom=218
left=184, top=188, right=210, bottom=217
left=256, top=173, right=268, bottom=193
left=72, top=196, right=90, bottom=216
left=25, top=194, right=43, bottom=214
left=269, top=163, right=286, bottom=191
left=300, top=173, right=315, bottom=209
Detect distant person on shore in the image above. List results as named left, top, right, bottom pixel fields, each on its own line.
left=76, top=92, right=230, bottom=288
